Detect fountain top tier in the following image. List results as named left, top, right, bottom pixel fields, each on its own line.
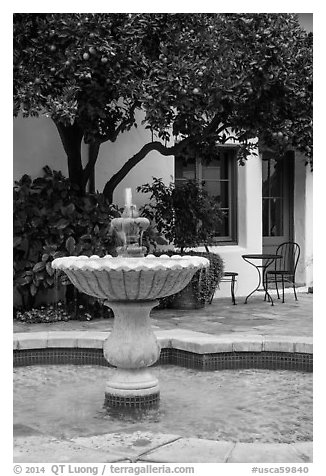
left=110, top=187, right=150, bottom=257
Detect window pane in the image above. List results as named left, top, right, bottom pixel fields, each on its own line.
left=262, top=154, right=284, bottom=237
left=220, top=181, right=229, bottom=208
left=212, top=210, right=229, bottom=238
left=270, top=162, right=283, bottom=197
left=263, top=198, right=283, bottom=236
left=202, top=180, right=221, bottom=198
left=175, top=159, right=196, bottom=180
left=202, top=166, right=220, bottom=180
left=220, top=153, right=229, bottom=180
left=262, top=198, right=269, bottom=236
left=262, top=156, right=282, bottom=198
left=270, top=198, right=283, bottom=236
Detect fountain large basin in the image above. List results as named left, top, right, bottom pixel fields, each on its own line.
left=52, top=254, right=209, bottom=301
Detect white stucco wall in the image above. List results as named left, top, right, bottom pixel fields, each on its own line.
left=305, top=164, right=313, bottom=288
left=13, top=116, right=69, bottom=180
left=294, top=152, right=313, bottom=288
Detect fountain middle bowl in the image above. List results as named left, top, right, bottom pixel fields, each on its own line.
left=52, top=253, right=209, bottom=301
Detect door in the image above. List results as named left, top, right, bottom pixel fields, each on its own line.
left=262, top=150, right=294, bottom=256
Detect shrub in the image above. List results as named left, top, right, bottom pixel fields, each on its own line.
left=13, top=166, right=119, bottom=309
left=137, top=178, right=225, bottom=308
left=153, top=250, right=224, bottom=309
left=137, top=177, right=224, bottom=252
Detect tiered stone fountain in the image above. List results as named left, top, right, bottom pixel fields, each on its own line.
left=52, top=188, right=209, bottom=409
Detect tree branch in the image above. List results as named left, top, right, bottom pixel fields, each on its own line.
left=103, top=141, right=179, bottom=199
left=100, top=101, right=140, bottom=143
left=102, top=116, right=228, bottom=201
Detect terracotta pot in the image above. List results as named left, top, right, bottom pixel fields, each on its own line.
left=170, top=279, right=206, bottom=309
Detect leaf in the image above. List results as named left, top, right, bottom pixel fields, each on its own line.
left=61, top=203, right=76, bottom=216
left=56, top=218, right=70, bottom=229
left=46, top=277, right=54, bottom=286
left=65, top=236, right=76, bottom=254
left=46, top=262, right=55, bottom=276
left=30, top=283, right=38, bottom=296
left=79, top=234, right=92, bottom=241
left=32, top=261, right=46, bottom=273
left=13, top=236, right=23, bottom=247
left=15, top=276, right=30, bottom=286
left=53, top=251, right=66, bottom=259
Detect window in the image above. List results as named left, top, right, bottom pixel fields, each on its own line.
left=175, top=147, right=237, bottom=242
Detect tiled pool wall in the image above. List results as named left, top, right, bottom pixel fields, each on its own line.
left=14, top=347, right=312, bottom=372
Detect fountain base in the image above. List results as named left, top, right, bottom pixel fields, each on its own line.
left=104, top=368, right=160, bottom=408
left=104, top=390, right=160, bottom=409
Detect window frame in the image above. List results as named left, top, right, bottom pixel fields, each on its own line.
left=174, top=145, right=238, bottom=244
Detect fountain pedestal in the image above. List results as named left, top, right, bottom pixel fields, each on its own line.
left=103, top=300, right=161, bottom=407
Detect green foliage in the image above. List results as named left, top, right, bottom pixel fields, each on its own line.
left=14, top=301, right=70, bottom=323
left=153, top=250, right=224, bottom=309
left=13, top=166, right=119, bottom=308
left=14, top=300, right=113, bottom=323
left=14, top=13, right=312, bottom=168
left=138, top=178, right=224, bottom=252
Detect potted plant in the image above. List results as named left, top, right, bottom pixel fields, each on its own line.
left=137, top=178, right=224, bottom=309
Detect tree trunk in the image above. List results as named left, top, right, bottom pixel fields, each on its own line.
left=85, top=141, right=101, bottom=193
left=54, top=121, right=85, bottom=194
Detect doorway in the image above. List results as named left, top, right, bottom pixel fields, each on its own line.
left=262, top=150, right=294, bottom=256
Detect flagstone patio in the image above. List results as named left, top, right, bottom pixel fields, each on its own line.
left=13, top=291, right=312, bottom=338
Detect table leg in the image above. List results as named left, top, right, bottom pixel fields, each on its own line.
left=244, top=263, right=262, bottom=304
left=262, top=265, right=274, bottom=306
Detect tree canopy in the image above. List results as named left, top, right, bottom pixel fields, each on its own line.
left=14, top=13, right=313, bottom=198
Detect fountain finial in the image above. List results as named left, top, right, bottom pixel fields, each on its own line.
left=111, top=188, right=150, bottom=257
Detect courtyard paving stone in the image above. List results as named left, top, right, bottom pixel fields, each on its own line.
left=71, top=431, right=182, bottom=462
left=227, top=442, right=307, bottom=463
left=14, top=434, right=126, bottom=463
left=13, top=292, right=312, bottom=339
left=138, top=438, right=235, bottom=463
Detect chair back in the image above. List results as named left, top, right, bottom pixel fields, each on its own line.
left=275, top=242, right=300, bottom=275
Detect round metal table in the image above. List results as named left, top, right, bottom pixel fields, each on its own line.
left=242, top=254, right=282, bottom=306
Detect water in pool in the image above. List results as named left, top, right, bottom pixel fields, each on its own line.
left=14, top=365, right=312, bottom=443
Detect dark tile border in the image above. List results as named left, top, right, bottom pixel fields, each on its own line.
left=13, top=347, right=312, bottom=372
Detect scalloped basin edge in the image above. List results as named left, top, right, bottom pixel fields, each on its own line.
left=52, top=254, right=210, bottom=301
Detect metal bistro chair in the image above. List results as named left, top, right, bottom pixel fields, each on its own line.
left=216, top=271, right=238, bottom=305
left=266, top=242, right=301, bottom=303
